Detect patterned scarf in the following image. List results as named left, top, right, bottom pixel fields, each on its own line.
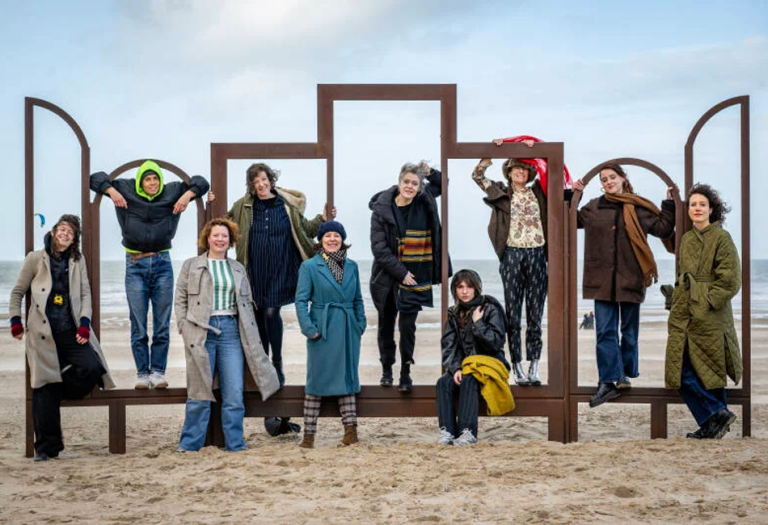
left=394, top=199, right=434, bottom=313
left=604, top=192, right=675, bottom=287
left=321, top=248, right=347, bottom=283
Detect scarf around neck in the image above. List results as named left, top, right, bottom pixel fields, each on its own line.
left=604, top=192, right=674, bottom=287
left=321, top=248, right=347, bottom=284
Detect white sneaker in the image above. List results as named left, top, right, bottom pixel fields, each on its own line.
left=135, top=375, right=150, bottom=390
left=149, top=372, right=168, bottom=389
left=453, top=428, right=477, bottom=447
left=437, top=428, right=454, bottom=446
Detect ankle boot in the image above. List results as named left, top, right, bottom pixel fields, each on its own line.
left=342, top=425, right=358, bottom=446
left=398, top=364, right=413, bottom=393
left=380, top=365, right=393, bottom=387
left=273, top=359, right=285, bottom=387
left=528, top=360, right=541, bottom=386
left=299, top=433, right=315, bottom=448
left=513, top=362, right=531, bottom=386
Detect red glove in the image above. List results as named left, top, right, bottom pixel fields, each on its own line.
left=11, top=322, right=24, bottom=338
left=77, top=325, right=90, bottom=341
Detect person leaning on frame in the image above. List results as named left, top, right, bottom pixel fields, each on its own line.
left=9, top=214, right=115, bottom=462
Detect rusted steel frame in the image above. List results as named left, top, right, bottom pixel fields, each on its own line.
left=567, top=158, right=685, bottom=442
left=24, top=97, right=91, bottom=457
left=684, top=95, right=751, bottom=437
left=450, top=142, right=567, bottom=400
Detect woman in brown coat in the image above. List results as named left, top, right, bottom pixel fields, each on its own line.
left=9, top=215, right=115, bottom=461
left=573, top=164, right=675, bottom=407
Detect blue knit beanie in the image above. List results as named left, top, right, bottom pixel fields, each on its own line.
left=317, top=220, right=347, bottom=242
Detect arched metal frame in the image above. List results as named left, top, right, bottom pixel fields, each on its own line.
left=22, top=91, right=752, bottom=455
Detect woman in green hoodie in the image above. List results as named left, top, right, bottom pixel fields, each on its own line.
left=665, top=184, right=742, bottom=439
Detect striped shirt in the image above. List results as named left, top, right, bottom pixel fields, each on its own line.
left=208, top=258, right=237, bottom=315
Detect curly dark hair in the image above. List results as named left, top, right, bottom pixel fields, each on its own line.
left=52, top=214, right=82, bottom=261
left=598, top=163, right=635, bottom=194
left=687, top=183, right=731, bottom=224
left=246, top=163, right=279, bottom=195
left=198, top=217, right=240, bottom=251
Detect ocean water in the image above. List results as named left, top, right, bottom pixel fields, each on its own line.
left=1, top=259, right=766, bottom=327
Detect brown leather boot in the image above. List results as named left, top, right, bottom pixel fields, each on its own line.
left=342, top=425, right=358, bottom=446
left=299, top=433, right=315, bottom=448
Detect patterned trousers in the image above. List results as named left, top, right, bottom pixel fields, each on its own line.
left=303, top=394, right=358, bottom=435
left=500, top=246, right=548, bottom=363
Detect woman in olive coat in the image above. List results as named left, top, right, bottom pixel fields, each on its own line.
left=295, top=221, right=366, bottom=448
left=665, top=184, right=741, bottom=439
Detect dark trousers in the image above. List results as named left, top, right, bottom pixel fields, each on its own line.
left=594, top=300, right=640, bottom=383
left=377, top=289, right=418, bottom=368
left=500, top=246, right=548, bottom=363
left=679, top=349, right=727, bottom=427
left=32, top=331, right=105, bottom=456
left=436, top=372, right=480, bottom=438
left=255, top=306, right=283, bottom=363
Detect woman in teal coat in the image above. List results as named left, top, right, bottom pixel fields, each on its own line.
left=295, top=221, right=366, bottom=448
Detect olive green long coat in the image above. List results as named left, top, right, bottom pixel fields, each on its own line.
left=665, top=222, right=742, bottom=389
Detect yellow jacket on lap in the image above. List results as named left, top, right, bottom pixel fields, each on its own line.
left=462, top=355, right=515, bottom=416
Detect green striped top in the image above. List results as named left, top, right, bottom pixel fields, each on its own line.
left=208, top=259, right=236, bottom=314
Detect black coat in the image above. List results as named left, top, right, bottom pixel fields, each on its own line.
left=368, top=168, right=450, bottom=312
left=441, top=295, right=509, bottom=375
left=90, top=172, right=209, bottom=252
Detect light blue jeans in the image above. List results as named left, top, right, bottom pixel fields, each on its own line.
left=178, top=316, right=247, bottom=452
left=125, top=251, right=174, bottom=377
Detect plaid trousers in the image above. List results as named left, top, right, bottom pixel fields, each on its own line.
left=303, top=393, right=358, bottom=434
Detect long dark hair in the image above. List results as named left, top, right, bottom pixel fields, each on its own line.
left=52, top=214, right=82, bottom=261
left=687, top=183, right=731, bottom=224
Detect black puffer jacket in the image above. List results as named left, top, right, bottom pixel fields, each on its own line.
left=368, top=168, right=450, bottom=311
left=441, top=295, right=509, bottom=375
left=43, top=233, right=75, bottom=334
left=90, top=163, right=209, bottom=252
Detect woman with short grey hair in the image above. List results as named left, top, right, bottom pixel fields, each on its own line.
left=368, top=161, right=450, bottom=392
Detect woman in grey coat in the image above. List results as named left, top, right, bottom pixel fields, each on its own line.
left=175, top=218, right=280, bottom=452
left=9, top=215, right=115, bottom=462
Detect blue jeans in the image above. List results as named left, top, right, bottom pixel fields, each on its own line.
left=125, top=252, right=174, bottom=377
left=594, top=300, right=640, bottom=383
left=178, top=316, right=247, bottom=452
left=679, top=350, right=727, bottom=427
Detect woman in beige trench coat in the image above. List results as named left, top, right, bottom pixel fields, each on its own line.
left=175, top=218, right=280, bottom=452
left=9, top=215, right=115, bottom=461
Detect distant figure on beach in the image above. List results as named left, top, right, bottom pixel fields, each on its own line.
left=295, top=221, right=366, bottom=448
left=90, top=161, right=209, bottom=390
left=579, top=311, right=595, bottom=330
left=436, top=269, right=513, bottom=446
left=174, top=218, right=280, bottom=452
left=369, top=161, right=449, bottom=392
left=665, top=184, right=741, bottom=439
left=471, top=135, right=573, bottom=386
left=572, top=164, right=675, bottom=408
left=9, top=215, right=115, bottom=461
left=219, top=162, right=334, bottom=437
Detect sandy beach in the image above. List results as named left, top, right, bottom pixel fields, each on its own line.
left=1, top=309, right=767, bottom=523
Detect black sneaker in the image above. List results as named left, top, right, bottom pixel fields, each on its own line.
left=616, top=377, right=632, bottom=390
left=380, top=367, right=393, bottom=387
left=705, top=408, right=737, bottom=440
left=34, top=451, right=51, bottom=462
left=398, top=373, right=413, bottom=393
left=589, top=382, right=620, bottom=408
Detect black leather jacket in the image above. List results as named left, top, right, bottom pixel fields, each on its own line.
left=441, top=295, right=509, bottom=374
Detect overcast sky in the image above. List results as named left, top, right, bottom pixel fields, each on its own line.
left=1, top=0, right=766, bottom=261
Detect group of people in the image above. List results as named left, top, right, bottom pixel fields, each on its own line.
left=10, top=137, right=744, bottom=459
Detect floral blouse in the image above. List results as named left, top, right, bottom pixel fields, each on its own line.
left=507, top=188, right=545, bottom=248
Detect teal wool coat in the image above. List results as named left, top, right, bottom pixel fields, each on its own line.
left=295, top=253, right=366, bottom=397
